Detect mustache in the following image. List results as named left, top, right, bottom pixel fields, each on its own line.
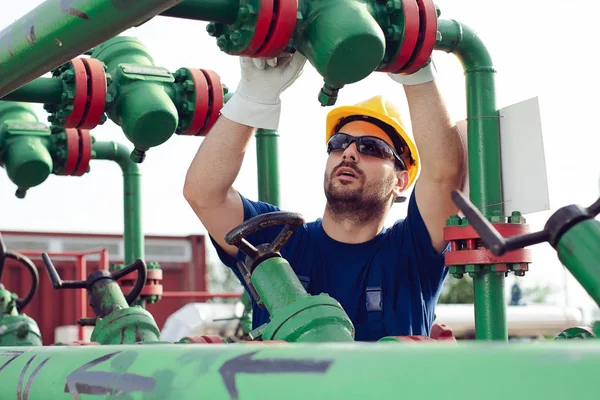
left=331, top=161, right=363, bottom=178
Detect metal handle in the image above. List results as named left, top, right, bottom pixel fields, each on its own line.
left=0, top=233, right=40, bottom=312
left=42, top=253, right=148, bottom=306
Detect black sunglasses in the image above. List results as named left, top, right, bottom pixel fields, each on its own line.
left=327, top=132, right=407, bottom=171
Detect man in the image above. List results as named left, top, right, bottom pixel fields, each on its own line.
left=183, top=51, right=465, bottom=341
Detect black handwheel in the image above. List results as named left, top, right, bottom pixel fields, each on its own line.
left=225, top=211, right=305, bottom=266
left=42, top=253, right=147, bottom=306
left=0, top=233, right=39, bottom=312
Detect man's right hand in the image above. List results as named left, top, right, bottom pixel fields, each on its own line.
left=221, top=51, right=307, bottom=130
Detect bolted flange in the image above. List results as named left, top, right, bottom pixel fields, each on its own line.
left=50, top=127, right=93, bottom=176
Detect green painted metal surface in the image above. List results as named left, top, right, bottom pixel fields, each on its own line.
left=0, top=0, right=183, bottom=99
left=161, top=0, right=240, bottom=23
left=92, top=307, right=161, bottom=345
left=557, top=219, right=600, bottom=306
left=252, top=258, right=354, bottom=342
left=255, top=129, right=280, bottom=206
left=0, top=102, right=52, bottom=197
left=436, top=19, right=507, bottom=341
left=0, top=285, right=42, bottom=347
left=0, top=78, right=63, bottom=104
left=91, top=37, right=178, bottom=162
left=92, top=141, right=143, bottom=264
left=0, top=342, right=599, bottom=399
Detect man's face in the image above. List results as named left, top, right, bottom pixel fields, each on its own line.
left=324, top=121, right=408, bottom=213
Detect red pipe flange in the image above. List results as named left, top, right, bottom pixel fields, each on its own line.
left=444, top=224, right=529, bottom=241
left=79, top=57, right=107, bottom=130
left=391, top=336, right=436, bottom=342
left=73, top=129, right=92, bottom=176
left=200, top=69, right=224, bottom=136
left=119, top=268, right=164, bottom=296
left=245, top=0, right=275, bottom=56
left=378, top=0, right=420, bottom=73
left=399, top=0, right=438, bottom=74
left=430, top=323, right=456, bottom=342
left=64, top=58, right=88, bottom=128
left=181, top=68, right=211, bottom=136
left=59, top=128, right=80, bottom=176
left=445, top=249, right=533, bottom=265
left=183, top=335, right=225, bottom=344
left=254, top=0, right=298, bottom=58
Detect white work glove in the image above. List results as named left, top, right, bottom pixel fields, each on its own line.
left=388, top=60, right=437, bottom=86
left=220, top=51, right=307, bottom=130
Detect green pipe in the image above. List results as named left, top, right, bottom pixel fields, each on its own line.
left=0, top=0, right=183, bottom=99
left=1, top=78, right=63, bottom=104
left=160, top=0, right=240, bottom=24
left=92, top=141, right=143, bottom=264
left=557, top=219, right=600, bottom=307
left=0, top=342, right=599, bottom=398
left=436, top=19, right=506, bottom=341
left=255, top=129, right=280, bottom=206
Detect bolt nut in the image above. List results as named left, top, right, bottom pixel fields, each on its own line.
left=63, top=69, right=75, bottom=82
left=217, top=35, right=229, bottom=51
left=230, top=30, right=242, bottom=45
left=386, top=0, right=402, bottom=13
left=238, top=6, right=251, bottom=21
left=206, top=22, right=217, bottom=36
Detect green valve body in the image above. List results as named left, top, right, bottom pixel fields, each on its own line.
left=251, top=257, right=354, bottom=342
left=0, top=286, right=42, bottom=347
left=0, top=102, right=52, bottom=197
left=91, top=37, right=178, bottom=161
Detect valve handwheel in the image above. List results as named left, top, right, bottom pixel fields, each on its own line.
left=41, top=252, right=148, bottom=306
left=224, top=211, right=305, bottom=268
left=0, top=233, right=39, bottom=312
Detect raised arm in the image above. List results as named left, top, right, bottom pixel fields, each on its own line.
left=390, top=63, right=466, bottom=253
left=183, top=53, right=307, bottom=258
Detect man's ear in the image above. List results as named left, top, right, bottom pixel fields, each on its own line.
left=392, top=170, right=410, bottom=198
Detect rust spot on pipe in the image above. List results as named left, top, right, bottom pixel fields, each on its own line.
left=60, top=0, right=90, bottom=20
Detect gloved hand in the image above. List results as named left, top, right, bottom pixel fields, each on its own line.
left=388, top=60, right=437, bottom=86
left=220, top=51, right=307, bottom=130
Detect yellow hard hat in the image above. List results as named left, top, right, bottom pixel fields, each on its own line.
left=325, top=95, right=420, bottom=188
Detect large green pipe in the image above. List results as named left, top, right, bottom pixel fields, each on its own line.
left=160, top=0, right=240, bottom=24
left=0, top=0, right=183, bottom=99
left=0, top=78, right=62, bottom=104
left=0, top=342, right=598, bottom=399
left=436, top=19, right=506, bottom=341
left=557, top=219, right=600, bottom=307
left=92, top=141, right=143, bottom=264
left=255, top=129, right=280, bottom=206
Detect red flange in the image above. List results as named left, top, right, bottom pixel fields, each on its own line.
left=399, top=0, right=438, bottom=74
left=64, top=58, right=88, bottom=128
left=119, top=268, right=164, bottom=296
left=430, top=323, right=456, bottom=342
left=444, top=224, right=530, bottom=242
left=182, top=68, right=210, bottom=136
left=254, top=0, right=298, bottom=58
left=184, top=335, right=225, bottom=344
left=73, top=129, right=92, bottom=176
left=391, top=336, right=436, bottom=342
left=245, top=0, right=275, bottom=56
left=60, top=128, right=80, bottom=176
left=444, top=248, right=533, bottom=266
left=379, top=0, right=420, bottom=73
left=199, top=69, right=224, bottom=136
left=79, top=57, right=107, bottom=129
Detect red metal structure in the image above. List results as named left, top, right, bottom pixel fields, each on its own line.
left=0, top=230, right=242, bottom=344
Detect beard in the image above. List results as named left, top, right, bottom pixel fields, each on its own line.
left=324, top=161, right=396, bottom=224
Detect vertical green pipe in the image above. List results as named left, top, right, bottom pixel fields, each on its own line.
left=92, top=141, right=143, bottom=264
left=0, top=0, right=183, bottom=98
left=436, top=19, right=507, bottom=341
left=556, top=219, right=600, bottom=307
left=255, top=129, right=280, bottom=206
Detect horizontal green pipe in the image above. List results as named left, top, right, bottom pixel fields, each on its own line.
left=92, top=141, right=143, bottom=264
left=557, top=219, right=600, bottom=307
left=0, top=77, right=63, bottom=104
left=0, top=0, right=183, bottom=99
left=0, top=342, right=598, bottom=399
left=160, top=0, right=240, bottom=23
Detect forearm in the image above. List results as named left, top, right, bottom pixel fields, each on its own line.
left=403, top=82, right=465, bottom=184
left=184, top=115, right=255, bottom=207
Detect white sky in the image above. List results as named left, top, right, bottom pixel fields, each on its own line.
left=1, top=1, right=599, bottom=316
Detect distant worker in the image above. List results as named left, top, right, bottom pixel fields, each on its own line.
left=184, top=51, right=465, bottom=341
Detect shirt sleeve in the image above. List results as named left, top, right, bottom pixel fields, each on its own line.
left=208, top=191, right=283, bottom=273
left=398, top=190, right=449, bottom=304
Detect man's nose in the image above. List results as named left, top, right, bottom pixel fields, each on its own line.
left=342, top=142, right=360, bottom=162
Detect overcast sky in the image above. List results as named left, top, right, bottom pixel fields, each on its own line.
left=1, top=1, right=598, bottom=315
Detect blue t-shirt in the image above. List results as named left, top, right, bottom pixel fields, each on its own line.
left=210, top=190, right=448, bottom=341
